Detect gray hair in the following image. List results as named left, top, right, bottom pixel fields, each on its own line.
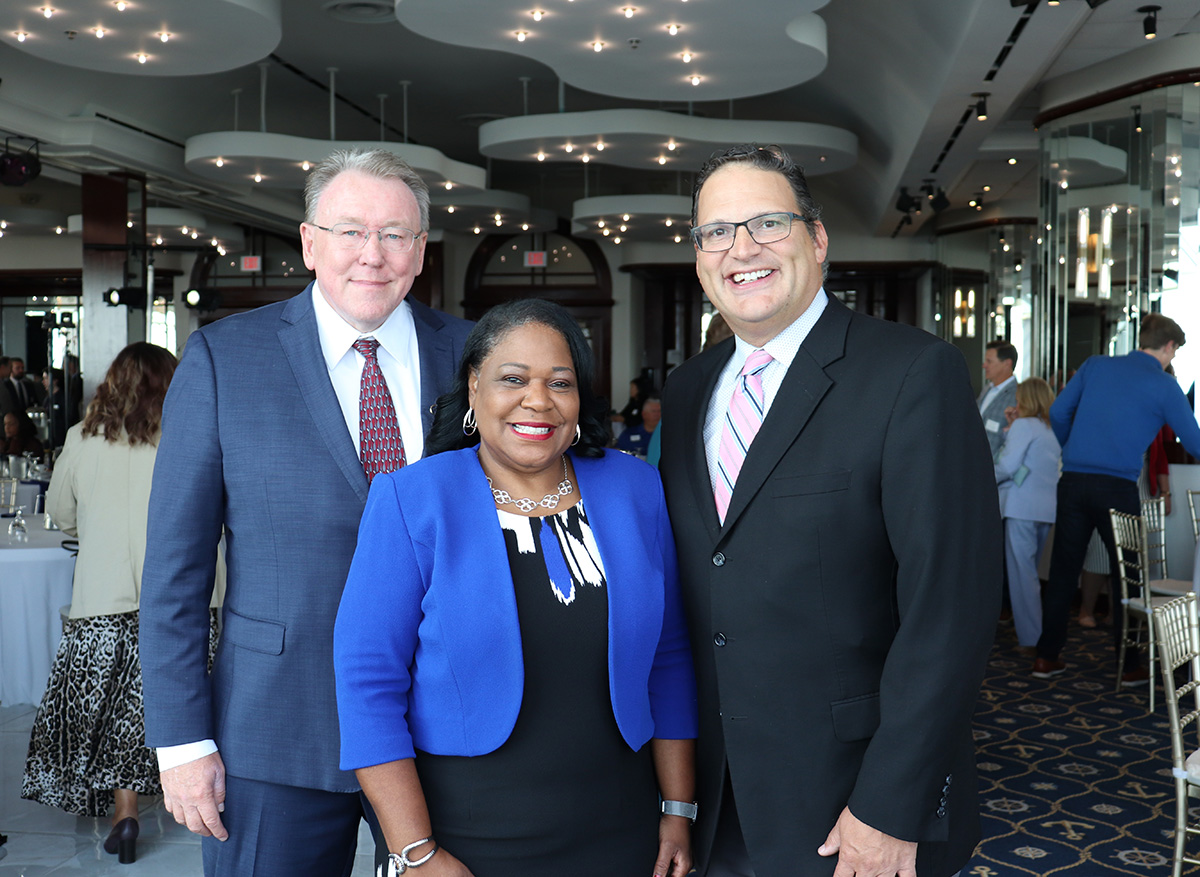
left=303, top=148, right=431, bottom=231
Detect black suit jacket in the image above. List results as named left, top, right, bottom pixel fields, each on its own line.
left=659, top=296, right=1001, bottom=877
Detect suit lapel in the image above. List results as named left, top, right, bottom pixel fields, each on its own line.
left=682, top=341, right=733, bottom=542
left=720, top=297, right=850, bottom=532
left=277, top=288, right=370, bottom=503
left=410, top=299, right=458, bottom=437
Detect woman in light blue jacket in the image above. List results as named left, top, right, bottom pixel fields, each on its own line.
left=995, top=378, right=1062, bottom=647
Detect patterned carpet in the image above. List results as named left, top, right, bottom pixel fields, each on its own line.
left=965, top=615, right=1192, bottom=876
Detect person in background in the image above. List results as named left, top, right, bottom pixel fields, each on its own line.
left=616, top=395, right=661, bottom=457
left=22, top=342, right=222, bottom=865
left=10, top=356, right=46, bottom=408
left=995, top=378, right=1061, bottom=648
left=612, top=375, right=653, bottom=433
left=335, top=299, right=697, bottom=877
left=2, top=410, right=44, bottom=457
left=1034, top=313, right=1200, bottom=683
left=42, top=367, right=68, bottom=449
left=979, top=340, right=1019, bottom=459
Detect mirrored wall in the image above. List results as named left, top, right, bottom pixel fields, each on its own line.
left=1038, top=82, right=1200, bottom=391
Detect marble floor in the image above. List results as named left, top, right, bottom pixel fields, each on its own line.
left=0, top=703, right=376, bottom=875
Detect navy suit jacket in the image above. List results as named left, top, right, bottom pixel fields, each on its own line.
left=659, top=296, right=1001, bottom=877
left=140, top=285, right=472, bottom=792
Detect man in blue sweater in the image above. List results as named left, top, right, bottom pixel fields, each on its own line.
left=1033, top=313, right=1200, bottom=681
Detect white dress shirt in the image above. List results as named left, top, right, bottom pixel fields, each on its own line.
left=157, top=283, right=425, bottom=772
left=704, top=288, right=828, bottom=494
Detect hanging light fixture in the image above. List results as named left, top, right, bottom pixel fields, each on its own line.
left=1139, top=6, right=1160, bottom=39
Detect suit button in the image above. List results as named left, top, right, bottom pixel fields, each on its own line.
left=936, top=806, right=947, bottom=818
left=713, top=632, right=727, bottom=647
left=712, top=552, right=725, bottom=567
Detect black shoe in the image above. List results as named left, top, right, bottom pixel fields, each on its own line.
left=103, top=817, right=138, bottom=864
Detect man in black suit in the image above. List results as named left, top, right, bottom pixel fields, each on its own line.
left=8, top=357, right=44, bottom=409
left=658, top=144, right=1001, bottom=877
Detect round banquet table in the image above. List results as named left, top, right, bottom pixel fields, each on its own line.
left=0, top=521, right=75, bottom=706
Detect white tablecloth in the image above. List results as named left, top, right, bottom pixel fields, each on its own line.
left=0, top=521, right=75, bottom=707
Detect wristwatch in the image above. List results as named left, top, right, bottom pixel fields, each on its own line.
left=661, top=799, right=699, bottom=823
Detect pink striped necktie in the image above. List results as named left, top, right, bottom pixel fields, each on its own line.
left=353, top=337, right=406, bottom=483
left=714, top=348, right=773, bottom=523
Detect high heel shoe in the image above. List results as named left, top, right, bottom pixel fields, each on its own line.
left=103, top=817, right=139, bottom=864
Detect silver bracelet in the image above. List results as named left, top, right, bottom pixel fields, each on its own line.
left=378, top=837, right=438, bottom=877
left=661, top=799, right=698, bottom=823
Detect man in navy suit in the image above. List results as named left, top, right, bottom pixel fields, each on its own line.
left=140, top=149, right=471, bottom=876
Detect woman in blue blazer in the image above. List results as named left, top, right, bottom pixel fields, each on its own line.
left=995, top=377, right=1062, bottom=647
left=335, top=300, right=698, bottom=877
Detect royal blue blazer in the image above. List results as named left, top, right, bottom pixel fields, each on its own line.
left=334, top=448, right=698, bottom=770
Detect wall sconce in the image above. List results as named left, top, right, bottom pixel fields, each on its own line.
left=953, top=288, right=976, bottom=338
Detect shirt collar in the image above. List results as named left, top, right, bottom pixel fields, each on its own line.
left=731, top=287, right=828, bottom=368
left=311, top=281, right=414, bottom=368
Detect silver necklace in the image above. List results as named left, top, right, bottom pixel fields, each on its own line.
left=487, top=456, right=573, bottom=513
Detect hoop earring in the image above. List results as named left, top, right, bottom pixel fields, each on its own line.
left=572, top=425, right=581, bottom=446
left=462, top=408, right=477, bottom=436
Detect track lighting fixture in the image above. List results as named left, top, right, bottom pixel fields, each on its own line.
left=895, top=187, right=918, bottom=214
left=1139, top=6, right=1159, bottom=39
left=931, top=190, right=951, bottom=213
left=1133, top=105, right=1142, bottom=133
left=973, top=93, right=989, bottom=122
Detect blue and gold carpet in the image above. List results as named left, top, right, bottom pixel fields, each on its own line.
left=965, top=619, right=1190, bottom=876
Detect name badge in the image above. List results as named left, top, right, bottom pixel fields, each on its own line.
left=985, top=419, right=1001, bottom=433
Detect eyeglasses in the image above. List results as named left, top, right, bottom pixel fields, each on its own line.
left=690, top=212, right=808, bottom=252
left=311, top=222, right=423, bottom=253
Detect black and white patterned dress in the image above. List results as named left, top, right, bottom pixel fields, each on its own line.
left=414, top=500, right=659, bottom=876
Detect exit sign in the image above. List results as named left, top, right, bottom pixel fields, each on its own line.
left=524, top=250, right=547, bottom=268
left=240, top=255, right=261, bottom=272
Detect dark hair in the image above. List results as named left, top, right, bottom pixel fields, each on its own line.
left=985, top=339, right=1018, bottom=369
left=1140, top=313, right=1186, bottom=351
left=425, top=299, right=608, bottom=458
left=82, top=342, right=177, bottom=446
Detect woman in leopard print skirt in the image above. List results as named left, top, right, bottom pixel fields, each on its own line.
left=21, top=342, right=222, bottom=864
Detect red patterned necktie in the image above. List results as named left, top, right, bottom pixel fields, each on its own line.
left=352, top=337, right=406, bottom=483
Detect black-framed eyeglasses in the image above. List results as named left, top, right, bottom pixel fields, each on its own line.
left=690, top=212, right=808, bottom=252
left=311, top=222, right=423, bottom=253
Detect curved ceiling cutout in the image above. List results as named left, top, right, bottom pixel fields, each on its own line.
left=184, top=131, right=487, bottom=193
left=394, top=1, right=830, bottom=102
left=480, top=109, right=857, bottom=175
left=2, top=0, right=281, bottom=76
left=572, top=194, right=692, bottom=246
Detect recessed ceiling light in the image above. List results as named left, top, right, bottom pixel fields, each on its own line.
left=521, top=223, right=529, bottom=231
left=592, top=41, right=603, bottom=52
left=114, top=0, right=127, bottom=9
left=94, top=27, right=106, bottom=38
left=473, top=226, right=481, bottom=234
left=41, top=6, right=54, bottom=19
left=597, top=220, right=605, bottom=228
left=581, top=154, right=591, bottom=163
left=447, top=206, right=455, bottom=213
left=536, top=151, right=545, bottom=161
left=667, top=140, right=677, bottom=151
left=532, top=10, right=544, bottom=21
left=301, top=160, right=311, bottom=171
left=136, top=52, right=147, bottom=63
left=983, top=185, right=991, bottom=192
left=55, top=226, right=63, bottom=234
left=215, top=157, right=224, bottom=167
left=667, top=24, right=679, bottom=35
left=613, top=236, right=621, bottom=244
left=516, top=31, right=527, bottom=42
left=619, top=224, right=627, bottom=232
left=1007, top=158, right=1017, bottom=165
left=657, top=155, right=667, bottom=165
left=444, top=181, right=453, bottom=190
left=622, top=6, right=636, bottom=18
left=595, top=141, right=605, bottom=151
left=681, top=51, right=692, bottom=63
left=673, top=234, right=682, bottom=243
left=665, top=218, right=673, bottom=227
left=690, top=75, right=701, bottom=86
left=157, top=31, right=170, bottom=42
left=622, top=214, right=630, bottom=221
left=564, top=142, right=573, bottom=153
left=253, top=173, right=263, bottom=182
